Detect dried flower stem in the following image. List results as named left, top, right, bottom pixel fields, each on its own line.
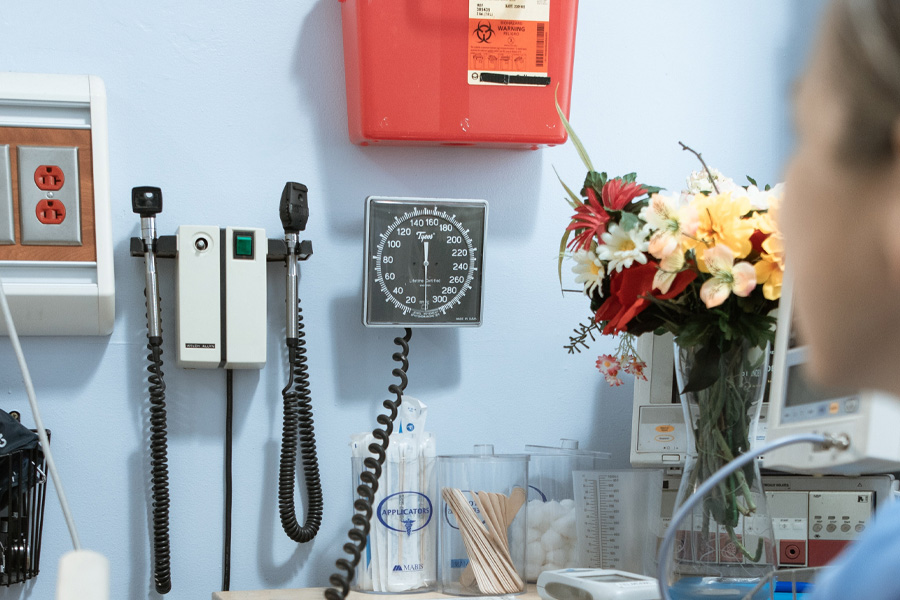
left=678, top=141, right=720, bottom=194
left=565, top=318, right=602, bottom=354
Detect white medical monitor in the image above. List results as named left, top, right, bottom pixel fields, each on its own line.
left=764, top=269, right=900, bottom=475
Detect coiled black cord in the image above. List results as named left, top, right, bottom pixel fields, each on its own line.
left=324, top=328, right=412, bottom=600
left=146, top=335, right=172, bottom=595
left=278, top=298, right=324, bottom=543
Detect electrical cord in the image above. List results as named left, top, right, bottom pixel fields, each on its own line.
left=324, top=328, right=412, bottom=600
left=223, top=368, right=233, bottom=591
left=278, top=298, right=324, bottom=543
left=146, top=332, right=172, bottom=595
left=0, top=273, right=80, bottom=551
left=656, top=432, right=847, bottom=600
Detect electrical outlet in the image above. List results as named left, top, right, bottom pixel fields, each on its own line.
left=17, top=145, right=81, bottom=245
left=0, top=145, right=13, bottom=244
left=34, top=164, right=65, bottom=191
left=35, top=198, right=66, bottom=225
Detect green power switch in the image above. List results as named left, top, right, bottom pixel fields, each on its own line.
left=235, top=233, right=253, bottom=258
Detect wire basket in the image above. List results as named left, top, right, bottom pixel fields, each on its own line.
left=0, top=431, right=48, bottom=586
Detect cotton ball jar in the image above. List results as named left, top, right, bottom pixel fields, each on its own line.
left=524, top=440, right=610, bottom=582
left=525, top=498, right=579, bottom=579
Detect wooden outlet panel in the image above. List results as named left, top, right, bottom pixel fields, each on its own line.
left=0, top=126, right=96, bottom=262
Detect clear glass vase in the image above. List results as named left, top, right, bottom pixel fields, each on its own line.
left=668, top=339, right=776, bottom=600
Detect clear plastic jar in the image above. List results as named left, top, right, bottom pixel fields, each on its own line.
left=437, top=446, right=528, bottom=595
left=522, top=439, right=610, bottom=581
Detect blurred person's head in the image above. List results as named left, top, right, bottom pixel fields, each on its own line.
left=784, top=0, right=900, bottom=395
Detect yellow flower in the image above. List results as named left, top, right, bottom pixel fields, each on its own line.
left=754, top=233, right=784, bottom=300
left=685, top=192, right=755, bottom=270
left=751, top=194, right=784, bottom=300
left=750, top=194, right=782, bottom=236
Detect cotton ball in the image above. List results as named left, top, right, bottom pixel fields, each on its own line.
left=543, top=500, right=564, bottom=523
left=527, top=541, right=545, bottom=567
left=547, top=548, right=569, bottom=566
left=560, top=498, right=575, bottom=510
left=527, top=527, right=541, bottom=544
left=527, top=499, right=547, bottom=530
left=552, top=510, right=577, bottom=540
left=541, top=527, right=564, bottom=552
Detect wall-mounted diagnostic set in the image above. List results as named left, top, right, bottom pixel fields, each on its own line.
left=130, top=182, right=320, bottom=594
left=0, top=72, right=114, bottom=336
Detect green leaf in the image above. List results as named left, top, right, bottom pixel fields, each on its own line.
left=584, top=171, right=605, bottom=194
left=555, top=84, right=594, bottom=173
left=554, top=166, right=583, bottom=209
left=619, top=211, right=641, bottom=232
left=680, top=341, right=723, bottom=393
left=746, top=176, right=758, bottom=187
left=558, top=230, right=572, bottom=291
left=642, top=185, right=663, bottom=196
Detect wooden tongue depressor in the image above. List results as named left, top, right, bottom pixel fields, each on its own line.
left=459, top=487, right=527, bottom=589
left=443, top=488, right=506, bottom=594
left=445, top=487, right=524, bottom=594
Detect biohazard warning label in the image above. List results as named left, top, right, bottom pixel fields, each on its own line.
left=468, top=0, right=550, bottom=86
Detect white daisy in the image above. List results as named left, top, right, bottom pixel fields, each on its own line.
left=597, top=224, right=649, bottom=273
left=571, top=249, right=605, bottom=297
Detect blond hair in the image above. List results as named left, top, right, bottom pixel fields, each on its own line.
left=832, top=0, right=900, bottom=160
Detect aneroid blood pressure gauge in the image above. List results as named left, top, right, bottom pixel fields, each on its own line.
left=363, top=196, right=487, bottom=327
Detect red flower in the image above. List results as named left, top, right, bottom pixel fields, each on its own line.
left=623, top=357, right=648, bottom=381
left=566, top=188, right=610, bottom=251
left=601, top=178, right=648, bottom=210
left=566, top=178, right=650, bottom=252
left=750, top=229, right=769, bottom=254
left=596, top=354, right=624, bottom=386
left=594, top=262, right=697, bottom=334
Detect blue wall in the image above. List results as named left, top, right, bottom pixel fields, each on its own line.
left=0, top=1, right=823, bottom=598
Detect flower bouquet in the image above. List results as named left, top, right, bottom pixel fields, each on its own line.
left=556, top=108, right=783, bottom=586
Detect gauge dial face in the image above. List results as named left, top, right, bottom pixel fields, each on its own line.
left=364, top=197, right=487, bottom=327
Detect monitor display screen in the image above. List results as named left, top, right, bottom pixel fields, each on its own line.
left=779, top=362, right=860, bottom=424
left=785, top=364, right=836, bottom=407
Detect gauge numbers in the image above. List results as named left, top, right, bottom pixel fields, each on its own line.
left=364, top=197, right=487, bottom=327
